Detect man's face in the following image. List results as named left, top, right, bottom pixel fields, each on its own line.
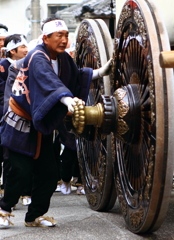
left=43, top=30, right=69, bottom=59
left=0, top=36, right=6, bottom=49
left=11, top=44, right=28, bottom=60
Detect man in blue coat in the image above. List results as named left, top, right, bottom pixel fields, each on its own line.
left=0, top=17, right=112, bottom=228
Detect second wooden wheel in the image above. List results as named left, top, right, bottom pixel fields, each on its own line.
left=74, top=19, right=117, bottom=211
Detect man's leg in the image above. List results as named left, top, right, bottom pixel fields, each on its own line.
left=0, top=150, right=33, bottom=228
left=25, top=134, right=57, bottom=223
left=0, top=146, right=4, bottom=191
left=0, top=150, right=33, bottom=212
left=71, top=151, right=85, bottom=195
left=53, top=135, right=62, bottom=192
left=60, top=147, right=77, bottom=194
left=20, top=175, right=33, bottom=206
left=61, top=147, right=76, bottom=183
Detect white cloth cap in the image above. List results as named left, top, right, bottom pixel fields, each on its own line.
left=28, top=34, right=43, bottom=51
left=0, top=28, right=8, bottom=37
left=42, top=20, right=68, bottom=35
left=2, top=35, right=28, bottom=52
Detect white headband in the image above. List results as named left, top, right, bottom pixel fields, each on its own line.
left=0, top=28, right=8, bottom=37
left=42, top=20, right=68, bottom=35
left=2, top=35, right=28, bottom=52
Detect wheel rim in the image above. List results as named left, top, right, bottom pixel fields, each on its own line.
left=113, top=0, right=174, bottom=233
left=74, top=19, right=117, bottom=210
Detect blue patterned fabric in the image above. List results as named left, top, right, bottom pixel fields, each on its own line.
left=1, top=43, right=92, bottom=157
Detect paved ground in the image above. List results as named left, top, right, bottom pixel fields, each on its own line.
left=0, top=189, right=174, bottom=240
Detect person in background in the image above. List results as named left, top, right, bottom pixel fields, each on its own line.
left=27, top=34, right=43, bottom=52
left=0, top=24, right=8, bottom=60
left=59, top=144, right=85, bottom=195
left=3, top=34, right=47, bottom=207
left=65, top=42, right=76, bottom=59
left=55, top=41, right=85, bottom=195
left=0, top=24, right=8, bottom=196
left=0, top=34, right=28, bottom=205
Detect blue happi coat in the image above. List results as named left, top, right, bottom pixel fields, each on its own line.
left=0, top=43, right=93, bottom=157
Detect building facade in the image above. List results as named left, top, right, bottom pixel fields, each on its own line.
left=0, top=0, right=83, bottom=41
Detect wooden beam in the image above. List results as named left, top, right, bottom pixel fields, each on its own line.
left=159, top=51, right=174, bottom=68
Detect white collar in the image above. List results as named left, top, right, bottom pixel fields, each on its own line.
left=7, top=58, right=15, bottom=64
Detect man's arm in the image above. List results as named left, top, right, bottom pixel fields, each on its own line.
left=92, top=58, right=113, bottom=80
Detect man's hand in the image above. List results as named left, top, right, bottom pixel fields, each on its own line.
left=92, top=58, right=113, bottom=80
left=60, top=97, right=84, bottom=113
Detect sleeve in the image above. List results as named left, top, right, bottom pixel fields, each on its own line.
left=76, top=67, right=93, bottom=103
left=3, top=63, right=19, bottom=114
left=28, top=52, right=74, bottom=134
left=58, top=53, right=93, bottom=103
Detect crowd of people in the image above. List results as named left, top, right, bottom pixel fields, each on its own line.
left=0, top=17, right=112, bottom=228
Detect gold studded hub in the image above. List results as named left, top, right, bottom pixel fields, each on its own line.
left=72, top=100, right=85, bottom=134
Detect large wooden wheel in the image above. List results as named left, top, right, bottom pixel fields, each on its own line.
left=74, top=19, right=117, bottom=211
left=112, top=0, right=174, bottom=233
